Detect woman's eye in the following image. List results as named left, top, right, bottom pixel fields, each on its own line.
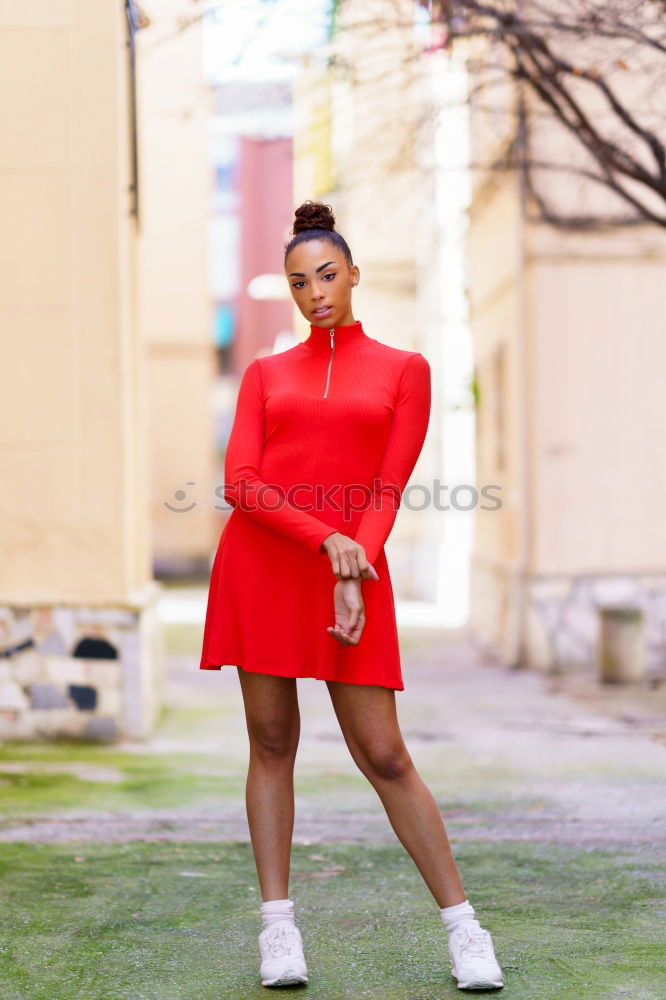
left=292, top=274, right=334, bottom=289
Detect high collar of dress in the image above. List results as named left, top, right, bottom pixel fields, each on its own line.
left=304, top=319, right=368, bottom=352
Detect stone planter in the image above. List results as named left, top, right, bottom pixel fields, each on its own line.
left=597, top=605, right=645, bottom=684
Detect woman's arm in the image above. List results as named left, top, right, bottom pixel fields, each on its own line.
left=223, top=358, right=336, bottom=553
left=353, top=353, right=431, bottom=566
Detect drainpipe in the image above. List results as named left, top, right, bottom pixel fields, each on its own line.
left=510, top=82, right=530, bottom=671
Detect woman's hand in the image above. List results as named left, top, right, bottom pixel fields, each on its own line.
left=327, top=579, right=366, bottom=646
left=321, top=532, right=379, bottom=583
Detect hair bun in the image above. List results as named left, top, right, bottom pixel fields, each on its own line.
left=292, top=200, right=336, bottom=235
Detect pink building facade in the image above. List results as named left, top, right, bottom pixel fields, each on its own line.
left=235, top=136, right=294, bottom=372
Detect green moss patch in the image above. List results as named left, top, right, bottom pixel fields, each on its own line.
left=0, top=840, right=662, bottom=999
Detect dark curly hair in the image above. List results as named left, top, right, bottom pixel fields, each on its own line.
left=284, top=200, right=354, bottom=267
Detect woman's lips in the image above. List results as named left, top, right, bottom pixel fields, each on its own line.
left=313, top=306, right=332, bottom=317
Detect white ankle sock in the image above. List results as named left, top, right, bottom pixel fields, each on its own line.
left=440, top=898, right=479, bottom=933
left=260, top=897, right=295, bottom=929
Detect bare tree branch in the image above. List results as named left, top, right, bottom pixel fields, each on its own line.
left=151, top=0, right=666, bottom=228
left=429, top=0, right=666, bottom=227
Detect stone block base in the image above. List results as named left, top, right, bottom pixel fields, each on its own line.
left=0, top=582, right=165, bottom=742
left=470, top=561, right=666, bottom=677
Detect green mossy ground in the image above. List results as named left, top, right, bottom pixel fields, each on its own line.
left=0, top=840, right=663, bottom=999
left=0, top=614, right=663, bottom=999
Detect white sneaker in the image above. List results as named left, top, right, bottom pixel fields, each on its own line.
left=258, top=918, right=309, bottom=987
left=448, top=920, right=504, bottom=990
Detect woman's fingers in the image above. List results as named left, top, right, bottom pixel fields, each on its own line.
left=339, top=553, right=361, bottom=580
left=327, top=609, right=365, bottom=646
left=327, top=625, right=348, bottom=645
left=325, top=536, right=379, bottom=582
left=327, top=625, right=355, bottom=646
left=339, top=557, right=377, bottom=582
left=340, top=554, right=352, bottom=579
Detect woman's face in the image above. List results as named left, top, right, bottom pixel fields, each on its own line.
left=285, top=239, right=360, bottom=328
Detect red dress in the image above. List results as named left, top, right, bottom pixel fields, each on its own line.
left=199, top=319, right=431, bottom=690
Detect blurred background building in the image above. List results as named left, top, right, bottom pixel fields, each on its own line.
left=1, top=0, right=664, bottom=742
left=462, top=4, right=666, bottom=676
left=0, top=0, right=163, bottom=742
left=137, top=0, right=214, bottom=580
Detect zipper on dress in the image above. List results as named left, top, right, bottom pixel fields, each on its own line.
left=323, top=327, right=335, bottom=398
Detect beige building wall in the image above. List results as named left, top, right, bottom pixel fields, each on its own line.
left=467, top=175, right=525, bottom=658
left=136, top=2, right=216, bottom=573
left=1, top=0, right=151, bottom=601
left=468, top=123, right=666, bottom=674
left=0, top=0, right=163, bottom=742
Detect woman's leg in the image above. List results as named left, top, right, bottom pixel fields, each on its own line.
left=237, top=667, right=300, bottom=901
left=326, top=680, right=466, bottom=908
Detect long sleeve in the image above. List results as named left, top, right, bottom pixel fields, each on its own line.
left=223, top=358, right=336, bottom=554
left=354, top=353, right=431, bottom=566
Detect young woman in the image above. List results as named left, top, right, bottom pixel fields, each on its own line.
left=200, top=200, right=503, bottom=991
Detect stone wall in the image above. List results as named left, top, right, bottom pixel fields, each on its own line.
left=526, top=574, right=666, bottom=676
left=471, top=561, right=666, bottom=677
left=0, top=584, right=165, bottom=743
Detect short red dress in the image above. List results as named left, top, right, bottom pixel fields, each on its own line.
left=199, top=319, right=431, bottom=690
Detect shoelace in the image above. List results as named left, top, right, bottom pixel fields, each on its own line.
left=454, top=923, right=494, bottom=960
left=263, top=921, right=301, bottom=959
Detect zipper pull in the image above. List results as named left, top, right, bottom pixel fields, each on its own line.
left=323, top=327, right=335, bottom=398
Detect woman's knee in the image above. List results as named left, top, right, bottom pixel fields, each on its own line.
left=248, top=718, right=299, bottom=761
left=238, top=670, right=299, bottom=761
left=358, top=742, right=413, bottom=782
